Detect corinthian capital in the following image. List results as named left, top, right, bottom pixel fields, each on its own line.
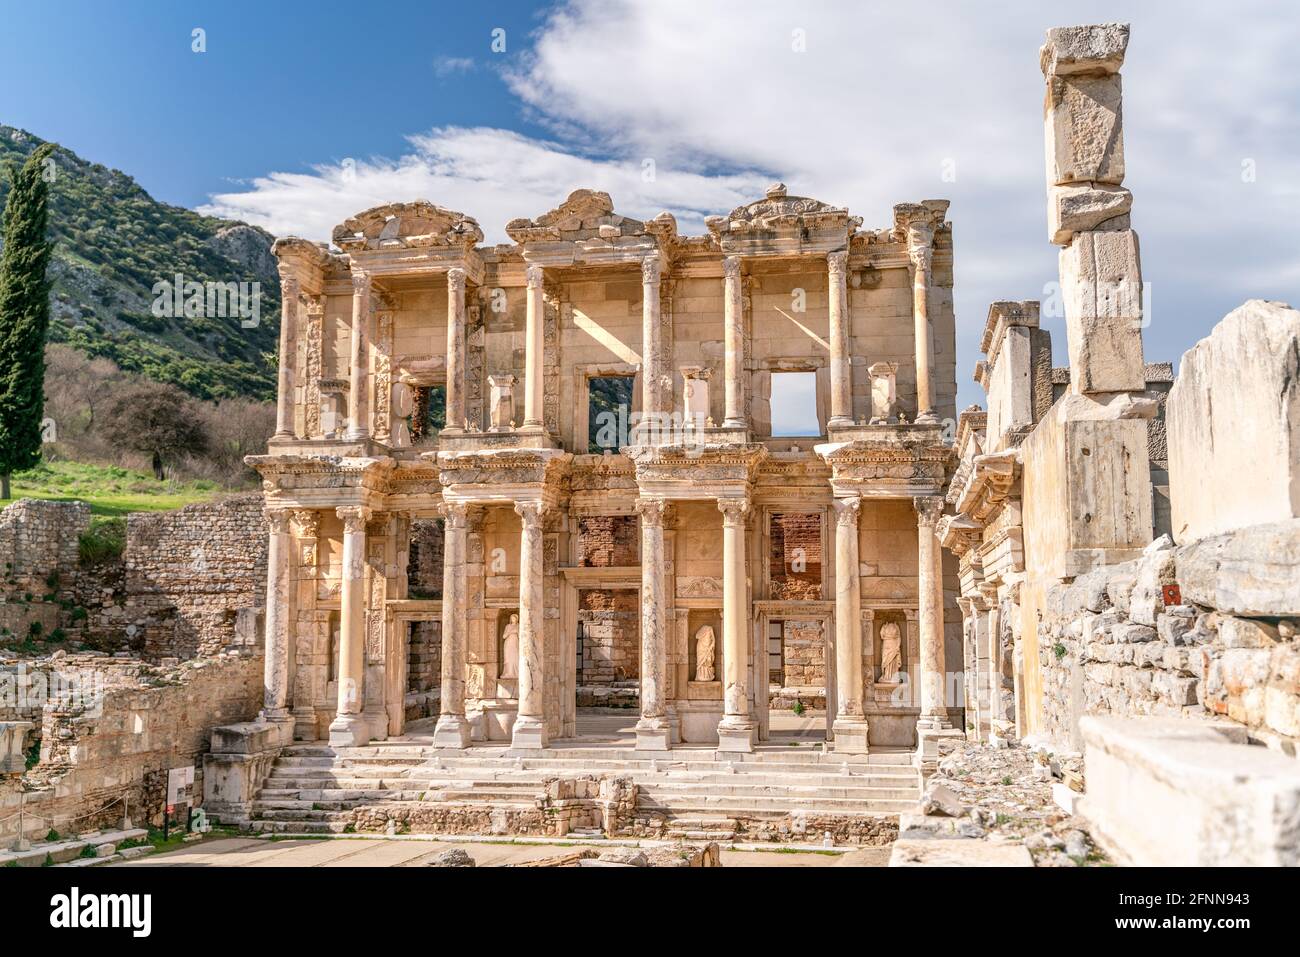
left=350, top=268, right=370, bottom=294
left=833, top=496, right=861, bottom=528
left=635, top=498, right=668, bottom=527
left=912, top=495, right=944, bottom=527
left=717, top=498, right=749, bottom=526
left=641, top=255, right=662, bottom=286
left=514, top=500, right=546, bottom=527
left=525, top=264, right=545, bottom=290
left=336, top=505, right=373, bottom=533
left=441, top=501, right=470, bottom=529
left=265, top=509, right=292, bottom=535
left=447, top=267, right=467, bottom=294
left=906, top=224, right=935, bottom=272
left=827, top=250, right=849, bottom=280
left=722, top=256, right=742, bottom=282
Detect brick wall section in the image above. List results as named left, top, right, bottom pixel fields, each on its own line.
left=577, top=516, right=638, bottom=567
left=0, top=652, right=262, bottom=843
left=769, top=512, right=822, bottom=600
left=407, top=519, right=444, bottom=599
left=578, top=589, right=639, bottom=684
left=123, top=495, right=268, bottom=660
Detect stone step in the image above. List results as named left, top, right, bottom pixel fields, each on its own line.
left=263, top=767, right=918, bottom=790
left=280, top=744, right=913, bottom=767
left=635, top=793, right=913, bottom=814
left=637, top=783, right=918, bottom=802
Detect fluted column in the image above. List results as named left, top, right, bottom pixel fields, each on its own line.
left=641, top=255, right=664, bottom=421
left=914, top=495, right=949, bottom=729
left=329, top=506, right=371, bottom=747
left=722, top=256, right=745, bottom=429
left=511, top=501, right=547, bottom=749
left=261, top=509, right=293, bottom=727
left=347, top=270, right=371, bottom=440
left=832, top=496, right=869, bottom=752
left=445, top=267, right=467, bottom=432
left=906, top=225, right=937, bottom=424
left=522, top=265, right=546, bottom=432
left=716, top=498, right=754, bottom=752
left=274, top=271, right=299, bottom=438
left=433, top=502, right=471, bottom=747
left=635, top=498, right=670, bottom=750
left=827, top=251, right=853, bottom=429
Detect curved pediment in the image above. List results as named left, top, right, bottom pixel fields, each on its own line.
left=505, top=188, right=677, bottom=244
left=706, top=183, right=861, bottom=237
left=332, top=201, right=484, bottom=251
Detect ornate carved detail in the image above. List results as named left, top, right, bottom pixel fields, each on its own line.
left=912, top=495, right=945, bottom=527
left=373, top=310, right=394, bottom=441
left=291, top=510, right=319, bottom=539
left=717, top=499, right=750, bottom=526
left=525, top=264, right=545, bottom=290
left=707, top=183, right=861, bottom=236
left=303, top=301, right=323, bottom=437
left=827, top=250, right=849, bottom=279
left=332, top=201, right=484, bottom=251
left=447, top=266, right=467, bottom=294
left=514, top=501, right=546, bottom=527
left=641, top=255, right=662, bottom=286
left=722, top=256, right=742, bottom=281
left=833, top=496, right=861, bottom=528
left=337, top=506, right=373, bottom=533
left=265, top=509, right=292, bottom=535
left=505, top=189, right=677, bottom=245
left=634, top=498, right=667, bottom=527
left=442, top=501, right=470, bottom=529
left=351, top=269, right=370, bottom=294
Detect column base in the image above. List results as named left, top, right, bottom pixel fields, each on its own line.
left=257, top=709, right=296, bottom=746
left=432, top=714, right=472, bottom=749
left=914, top=726, right=964, bottom=776
left=914, top=411, right=940, bottom=425
left=328, top=714, right=370, bottom=748
left=827, top=415, right=855, bottom=430
left=635, top=717, right=672, bottom=752
left=831, top=717, right=870, bottom=753
left=510, top=715, right=548, bottom=750
left=716, top=718, right=755, bottom=753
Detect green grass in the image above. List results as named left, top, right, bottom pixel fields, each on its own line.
left=2, top=460, right=220, bottom=517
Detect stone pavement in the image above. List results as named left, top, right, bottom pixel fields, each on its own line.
left=111, top=836, right=868, bottom=867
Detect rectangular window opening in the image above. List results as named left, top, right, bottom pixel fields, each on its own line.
left=588, top=375, right=635, bottom=453
left=769, top=371, right=820, bottom=436
left=411, top=385, right=447, bottom=441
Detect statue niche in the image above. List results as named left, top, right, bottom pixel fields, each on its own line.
left=877, top=620, right=903, bottom=684
left=498, top=611, right=520, bottom=684
left=693, top=625, right=716, bottom=682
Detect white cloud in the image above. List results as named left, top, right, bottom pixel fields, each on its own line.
left=203, top=0, right=1300, bottom=407
left=433, top=56, right=476, bottom=77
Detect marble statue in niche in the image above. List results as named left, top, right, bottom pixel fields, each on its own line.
left=878, top=620, right=902, bottom=683
left=499, top=613, right=520, bottom=680
left=694, top=624, right=716, bottom=682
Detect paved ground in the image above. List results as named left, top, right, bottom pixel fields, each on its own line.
left=113, top=836, right=881, bottom=867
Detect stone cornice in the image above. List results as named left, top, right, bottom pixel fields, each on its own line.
left=815, top=430, right=953, bottom=499
left=936, top=512, right=984, bottom=555
left=954, top=448, right=1021, bottom=524
left=333, top=201, right=484, bottom=252
left=981, top=299, right=1041, bottom=370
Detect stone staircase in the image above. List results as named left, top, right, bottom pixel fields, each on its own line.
left=246, top=740, right=920, bottom=842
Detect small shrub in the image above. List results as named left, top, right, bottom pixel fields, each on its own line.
left=79, top=516, right=127, bottom=564
left=79, top=844, right=98, bottom=859
left=1000, top=775, right=1013, bottom=786
left=1053, top=642, right=1067, bottom=661
left=45, top=828, right=60, bottom=842
left=791, top=700, right=805, bottom=717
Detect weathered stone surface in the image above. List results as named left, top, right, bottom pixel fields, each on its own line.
left=1045, top=73, right=1125, bottom=187
left=427, top=848, right=476, bottom=867
left=919, top=781, right=967, bottom=817
left=1058, top=230, right=1145, bottom=393
left=1047, top=183, right=1132, bottom=245
left=1168, top=300, right=1300, bottom=543
left=1041, top=22, right=1130, bottom=77
left=1079, top=716, right=1299, bottom=866
left=1176, top=518, right=1300, bottom=617
left=889, top=838, right=1033, bottom=867
left=1127, top=535, right=1174, bottom=626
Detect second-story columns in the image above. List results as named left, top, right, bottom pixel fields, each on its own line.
left=522, top=265, right=546, bottom=432
left=906, top=224, right=938, bottom=424
left=445, top=267, right=468, bottom=432
left=722, top=256, right=746, bottom=429
left=827, top=251, right=854, bottom=429
left=274, top=271, right=299, bottom=438
left=347, top=270, right=371, bottom=441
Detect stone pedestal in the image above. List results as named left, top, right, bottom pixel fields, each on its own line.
left=434, top=503, right=472, bottom=748
left=868, top=361, right=899, bottom=424
left=716, top=499, right=754, bottom=752
left=0, top=721, right=33, bottom=774
left=329, top=506, right=370, bottom=748
left=488, top=374, right=516, bottom=432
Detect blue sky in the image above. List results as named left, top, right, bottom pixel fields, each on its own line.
left=2, top=0, right=1297, bottom=412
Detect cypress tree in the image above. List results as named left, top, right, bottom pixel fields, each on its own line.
left=0, top=142, right=56, bottom=500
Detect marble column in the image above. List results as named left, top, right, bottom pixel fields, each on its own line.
left=716, top=499, right=754, bottom=752
left=347, top=270, right=371, bottom=441
left=260, top=509, right=294, bottom=729
left=445, top=267, right=467, bottom=432
left=827, top=251, right=853, bottom=429
left=274, top=271, right=299, bottom=439
left=329, top=506, right=371, bottom=747
left=722, top=256, right=746, bottom=429
left=433, top=502, right=471, bottom=747
left=832, top=496, right=869, bottom=752
left=635, top=498, right=670, bottom=750
left=914, top=495, right=949, bottom=729
left=511, top=501, right=547, bottom=748
left=906, top=225, right=938, bottom=424
left=522, top=265, right=546, bottom=432
left=641, top=255, right=664, bottom=423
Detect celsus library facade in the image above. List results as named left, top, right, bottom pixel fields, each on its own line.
left=252, top=186, right=960, bottom=754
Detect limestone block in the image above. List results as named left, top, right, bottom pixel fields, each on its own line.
left=889, top=839, right=1032, bottom=867
left=1167, top=300, right=1300, bottom=542
left=1176, top=519, right=1300, bottom=618
left=1078, top=716, right=1299, bottom=866
left=1059, top=230, right=1145, bottom=393
left=1041, top=22, right=1130, bottom=77
left=1047, top=183, right=1132, bottom=245
left=1127, top=536, right=1175, bottom=625
left=1045, top=73, right=1125, bottom=186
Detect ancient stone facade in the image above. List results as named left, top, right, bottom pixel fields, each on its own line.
left=250, top=184, right=963, bottom=756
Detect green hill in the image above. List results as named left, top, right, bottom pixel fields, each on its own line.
left=0, top=125, right=280, bottom=400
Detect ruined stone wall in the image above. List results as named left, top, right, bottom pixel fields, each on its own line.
left=0, top=499, right=89, bottom=601
left=769, top=512, right=822, bottom=600
left=578, top=588, right=639, bottom=685
left=121, top=495, right=268, bottom=660
left=577, top=516, right=638, bottom=567
left=0, top=652, right=262, bottom=843
left=781, top=619, right=825, bottom=687
left=1036, top=525, right=1300, bottom=752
